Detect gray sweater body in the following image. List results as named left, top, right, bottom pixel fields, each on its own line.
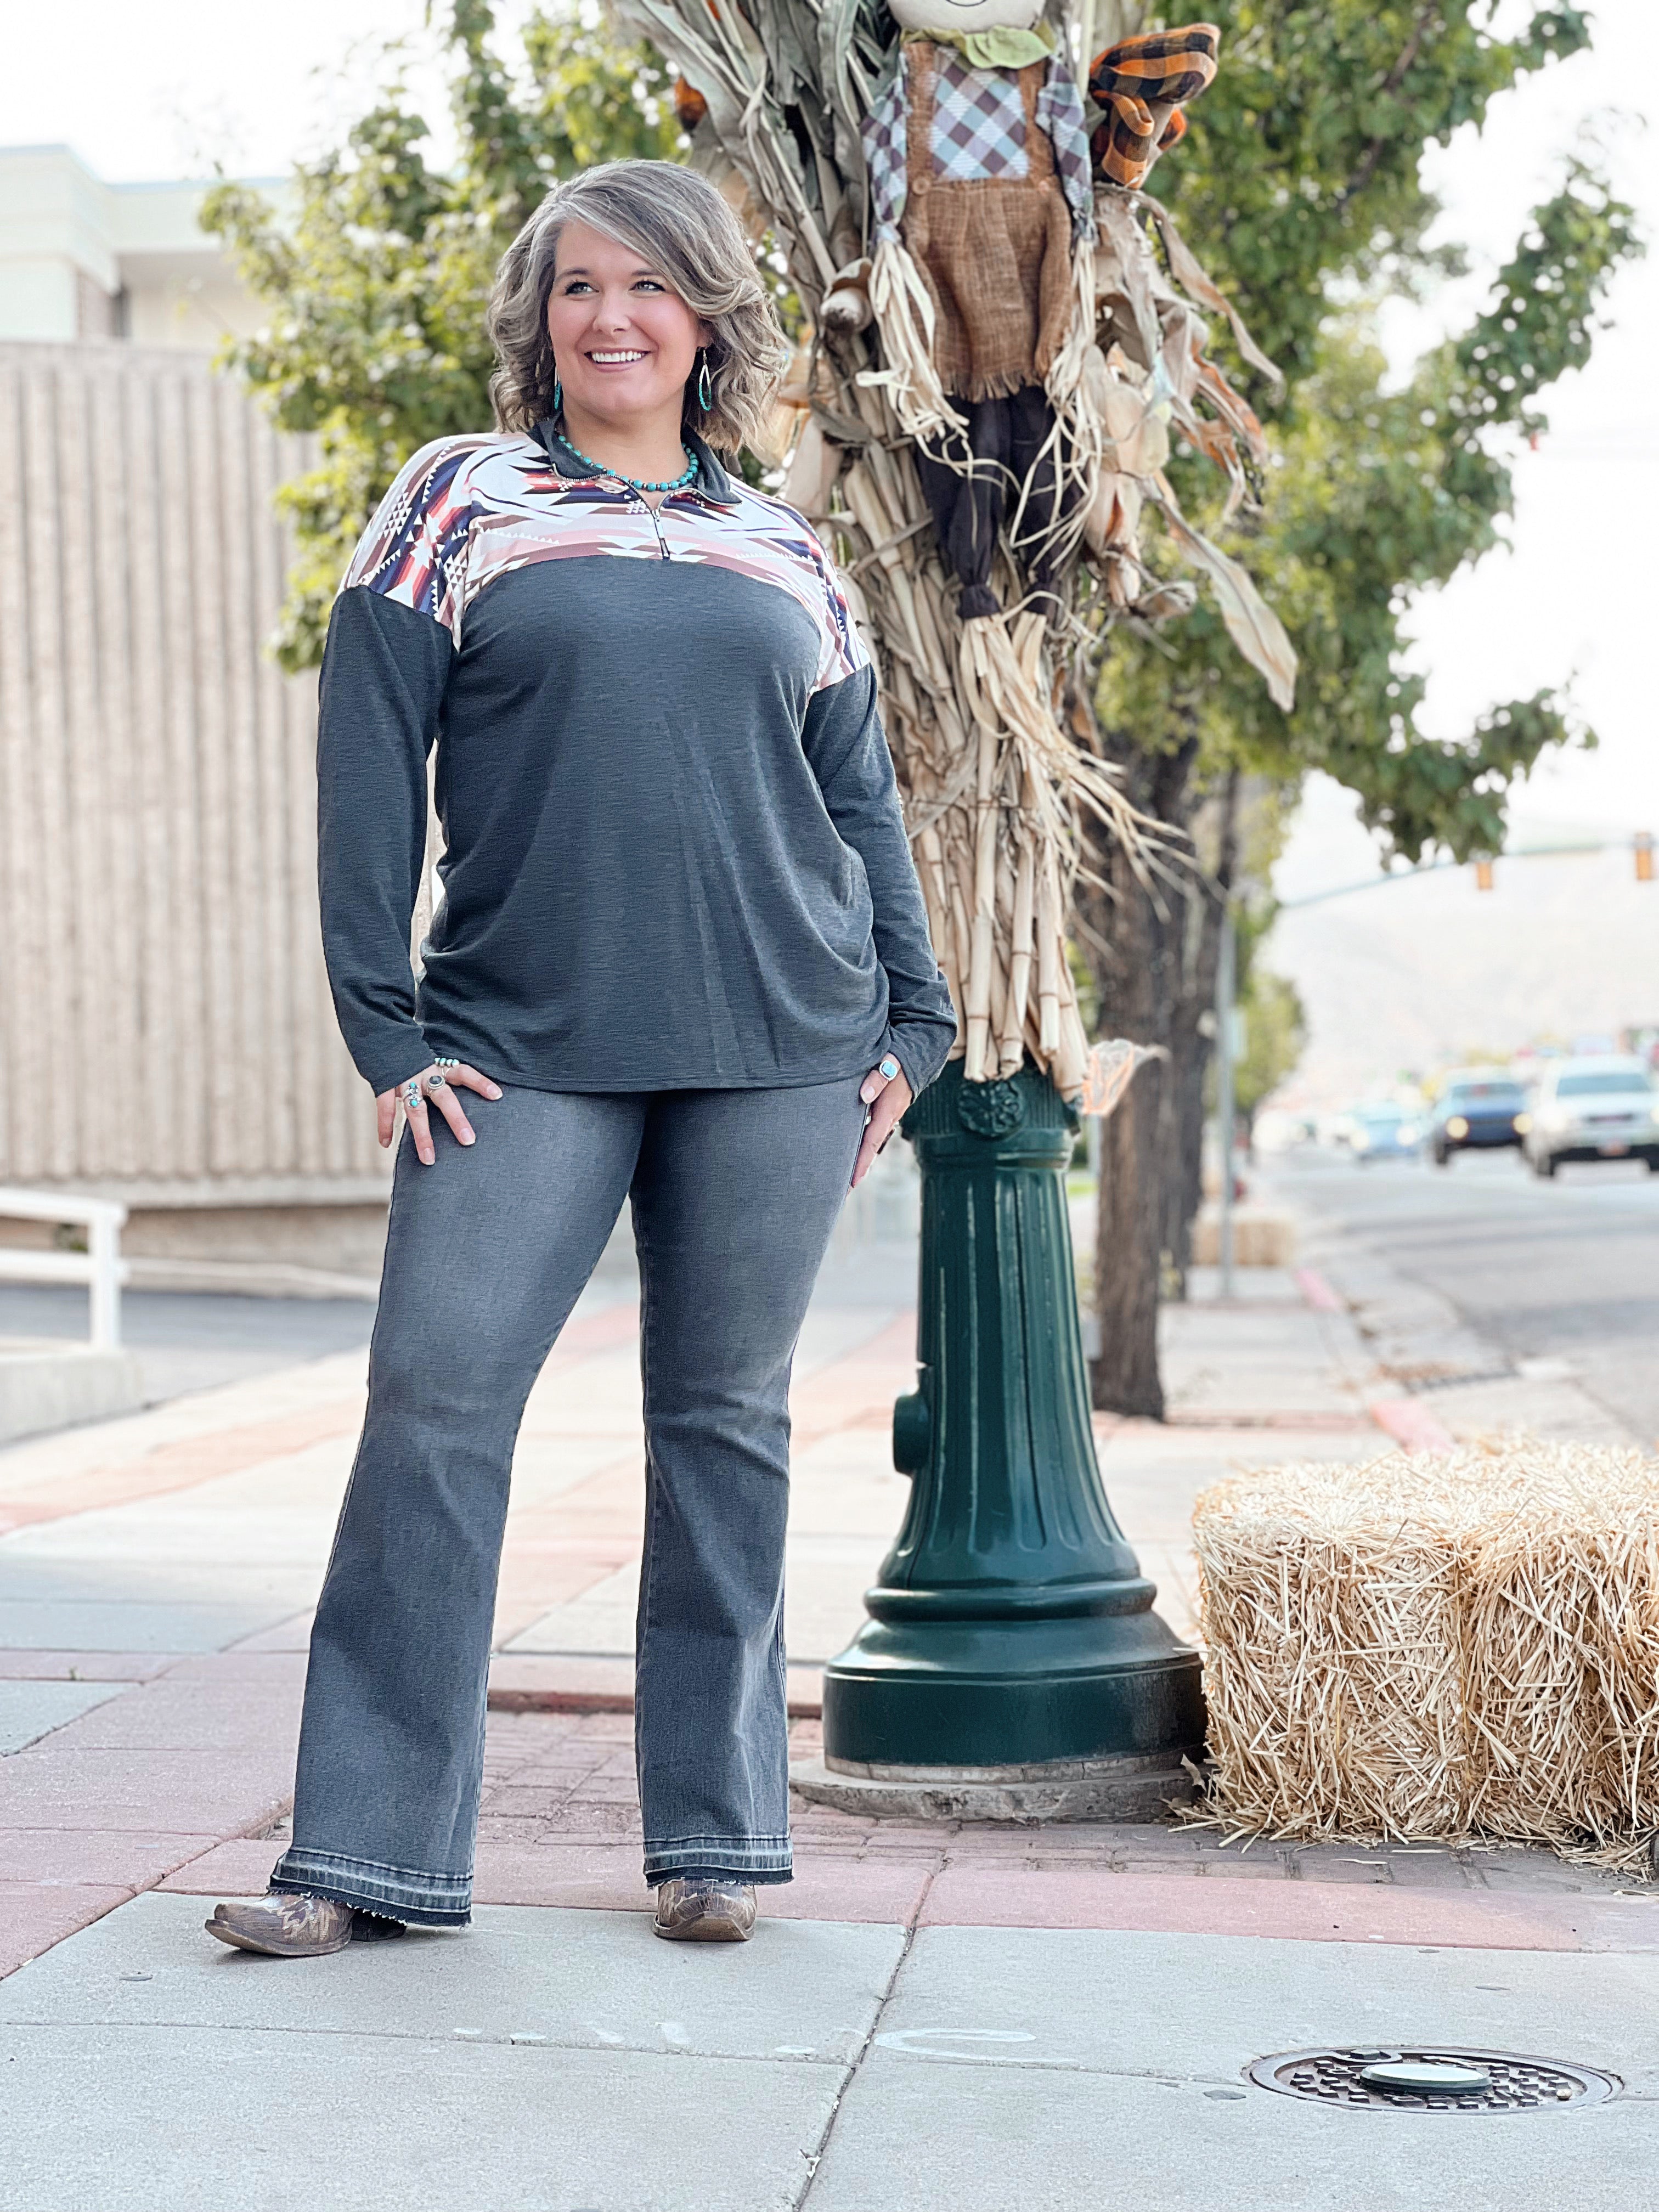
left=317, top=426, right=957, bottom=1101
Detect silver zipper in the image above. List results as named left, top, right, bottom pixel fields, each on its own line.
left=632, top=489, right=672, bottom=562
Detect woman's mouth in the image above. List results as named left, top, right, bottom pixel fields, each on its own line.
left=587, top=348, right=650, bottom=367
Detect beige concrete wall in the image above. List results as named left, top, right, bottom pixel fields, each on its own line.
left=0, top=337, right=390, bottom=1208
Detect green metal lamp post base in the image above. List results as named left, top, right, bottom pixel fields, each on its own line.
left=816, top=1060, right=1204, bottom=1788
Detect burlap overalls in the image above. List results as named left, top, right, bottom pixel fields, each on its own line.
left=902, top=43, right=1075, bottom=402
left=902, top=42, right=1076, bottom=619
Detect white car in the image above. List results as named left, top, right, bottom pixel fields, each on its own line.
left=1525, top=1056, right=1659, bottom=1178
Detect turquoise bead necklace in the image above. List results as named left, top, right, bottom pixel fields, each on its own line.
left=555, top=427, right=697, bottom=495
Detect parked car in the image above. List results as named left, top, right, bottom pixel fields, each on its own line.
left=1524, top=1056, right=1659, bottom=1178
left=1430, top=1072, right=1528, bottom=1165
left=1347, top=1104, right=1424, bottom=1164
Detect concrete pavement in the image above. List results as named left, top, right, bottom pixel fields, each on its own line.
left=4, top=1900, right=1658, bottom=2211
left=3, top=1214, right=1657, bottom=2207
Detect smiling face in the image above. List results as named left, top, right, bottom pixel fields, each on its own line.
left=886, top=0, right=1047, bottom=32
left=544, top=218, right=712, bottom=440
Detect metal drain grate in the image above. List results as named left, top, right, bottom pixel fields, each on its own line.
left=1247, top=2046, right=1619, bottom=2113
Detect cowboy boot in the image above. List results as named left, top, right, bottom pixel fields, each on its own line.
left=205, top=1889, right=402, bottom=1957
left=651, top=1877, right=758, bottom=1943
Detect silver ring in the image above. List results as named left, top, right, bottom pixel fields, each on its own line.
left=400, top=1081, right=422, bottom=1109
left=425, top=1071, right=447, bottom=1092
left=434, top=1056, right=460, bottom=1069
left=878, top=1055, right=900, bottom=1081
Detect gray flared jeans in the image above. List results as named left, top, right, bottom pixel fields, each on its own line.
left=270, top=1077, right=865, bottom=1923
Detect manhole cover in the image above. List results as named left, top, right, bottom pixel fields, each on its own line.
left=1247, top=2047, right=1618, bottom=2113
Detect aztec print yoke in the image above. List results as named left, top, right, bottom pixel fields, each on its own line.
left=343, top=426, right=868, bottom=690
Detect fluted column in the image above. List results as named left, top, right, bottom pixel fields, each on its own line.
left=821, top=1060, right=1204, bottom=1773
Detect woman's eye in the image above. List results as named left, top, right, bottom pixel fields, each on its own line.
left=634, top=279, right=665, bottom=292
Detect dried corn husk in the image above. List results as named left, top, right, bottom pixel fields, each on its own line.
left=1079, top=1036, right=1166, bottom=1117
left=1193, top=1447, right=1659, bottom=1863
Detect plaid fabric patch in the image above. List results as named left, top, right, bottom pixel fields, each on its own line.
left=1088, top=22, right=1220, bottom=109
left=928, top=49, right=1030, bottom=182
left=1033, top=52, right=1096, bottom=239
left=1088, top=23, right=1220, bottom=190
left=862, top=69, right=910, bottom=242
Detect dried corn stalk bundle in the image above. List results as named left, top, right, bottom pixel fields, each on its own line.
left=1084, top=190, right=1295, bottom=706
left=615, top=0, right=1294, bottom=1090
left=1193, top=1447, right=1659, bottom=1859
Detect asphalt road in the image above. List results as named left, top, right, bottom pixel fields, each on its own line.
left=1269, top=1143, right=1659, bottom=1444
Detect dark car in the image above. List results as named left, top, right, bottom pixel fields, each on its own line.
left=1430, top=1073, right=1528, bottom=1166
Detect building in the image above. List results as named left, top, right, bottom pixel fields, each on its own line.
left=0, top=146, right=391, bottom=1291
left=0, top=144, right=274, bottom=348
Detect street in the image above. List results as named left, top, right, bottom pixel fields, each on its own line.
left=1268, top=1146, right=1659, bottom=1446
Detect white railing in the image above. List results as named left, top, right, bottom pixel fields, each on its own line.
left=0, top=1189, right=129, bottom=1350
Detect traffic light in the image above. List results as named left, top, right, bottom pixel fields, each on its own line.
left=1474, top=858, right=1495, bottom=891
left=1636, top=832, right=1654, bottom=883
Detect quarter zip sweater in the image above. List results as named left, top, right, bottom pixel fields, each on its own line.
left=317, top=424, right=957, bottom=1101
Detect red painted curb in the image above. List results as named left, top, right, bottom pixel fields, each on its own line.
left=1294, top=1266, right=1345, bottom=1314
left=1368, top=1396, right=1457, bottom=1454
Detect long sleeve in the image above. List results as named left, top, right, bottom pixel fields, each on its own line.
left=861, top=64, right=911, bottom=245
left=315, top=588, right=452, bottom=1093
left=1035, top=52, right=1098, bottom=242
left=800, top=664, right=958, bottom=1098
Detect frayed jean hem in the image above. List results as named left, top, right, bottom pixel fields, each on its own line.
left=644, top=1838, right=793, bottom=1888
left=271, top=1847, right=471, bottom=1928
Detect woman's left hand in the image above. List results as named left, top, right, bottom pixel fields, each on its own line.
left=853, top=1058, right=913, bottom=1188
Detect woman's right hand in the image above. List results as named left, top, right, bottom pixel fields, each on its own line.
left=376, top=1063, right=503, bottom=1165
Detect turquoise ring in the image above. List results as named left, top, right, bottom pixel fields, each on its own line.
left=878, top=1056, right=900, bottom=1081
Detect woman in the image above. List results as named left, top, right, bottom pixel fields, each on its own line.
left=206, top=159, right=955, bottom=1955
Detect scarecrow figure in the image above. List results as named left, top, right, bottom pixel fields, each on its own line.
left=844, top=0, right=1097, bottom=620
left=620, top=0, right=1295, bottom=1086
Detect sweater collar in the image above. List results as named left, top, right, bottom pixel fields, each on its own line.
left=532, top=418, right=741, bottom=507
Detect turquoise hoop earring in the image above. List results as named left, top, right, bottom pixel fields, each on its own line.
left=696, top=352, right=713, bottom=413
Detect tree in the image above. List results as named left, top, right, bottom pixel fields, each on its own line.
left=202, top=0, right=682, bottom=671
left=1234, top=968, right=1307, bottom=1139
left=1080, top=1, right=1641, bottom=1415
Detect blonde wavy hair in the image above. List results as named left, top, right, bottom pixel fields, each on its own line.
left=487, top=160, right=788, bottom=457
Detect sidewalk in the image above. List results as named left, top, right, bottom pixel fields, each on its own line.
left=3, top=1238, right=1656, bottom=2208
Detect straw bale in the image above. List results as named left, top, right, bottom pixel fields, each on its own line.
left=1193, top=1446, right=1659, bottom=1856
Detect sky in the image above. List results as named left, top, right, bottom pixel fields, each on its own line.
left=0, top=3, right=442, bottom=182
left=1276, top=0, right=1659, bottom=893
left=3, top=0, right=1654, bottom=1074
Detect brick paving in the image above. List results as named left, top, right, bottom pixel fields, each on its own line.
left=5, top=1265, right=1659, bottom=1982
left=192, top=1705, right=1646, bottom=1956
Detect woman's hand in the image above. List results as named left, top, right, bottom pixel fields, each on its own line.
left=376, top=1062, right=504, bottom=1166
left=853, top=1057, right=912, bottom=1188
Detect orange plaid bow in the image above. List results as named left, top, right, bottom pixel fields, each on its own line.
left=1088, top=22, right=1220, bottom=189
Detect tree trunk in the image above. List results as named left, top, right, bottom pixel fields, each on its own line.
left=1072, top=725, right=1257, bottom=1410
left=1076, top=732, right=1200, bottom=1418
left=1090, top=858, right=1171, bottom=1416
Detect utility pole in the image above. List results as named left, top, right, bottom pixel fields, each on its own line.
left=1216, top=905, right=1237, bottom=1299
